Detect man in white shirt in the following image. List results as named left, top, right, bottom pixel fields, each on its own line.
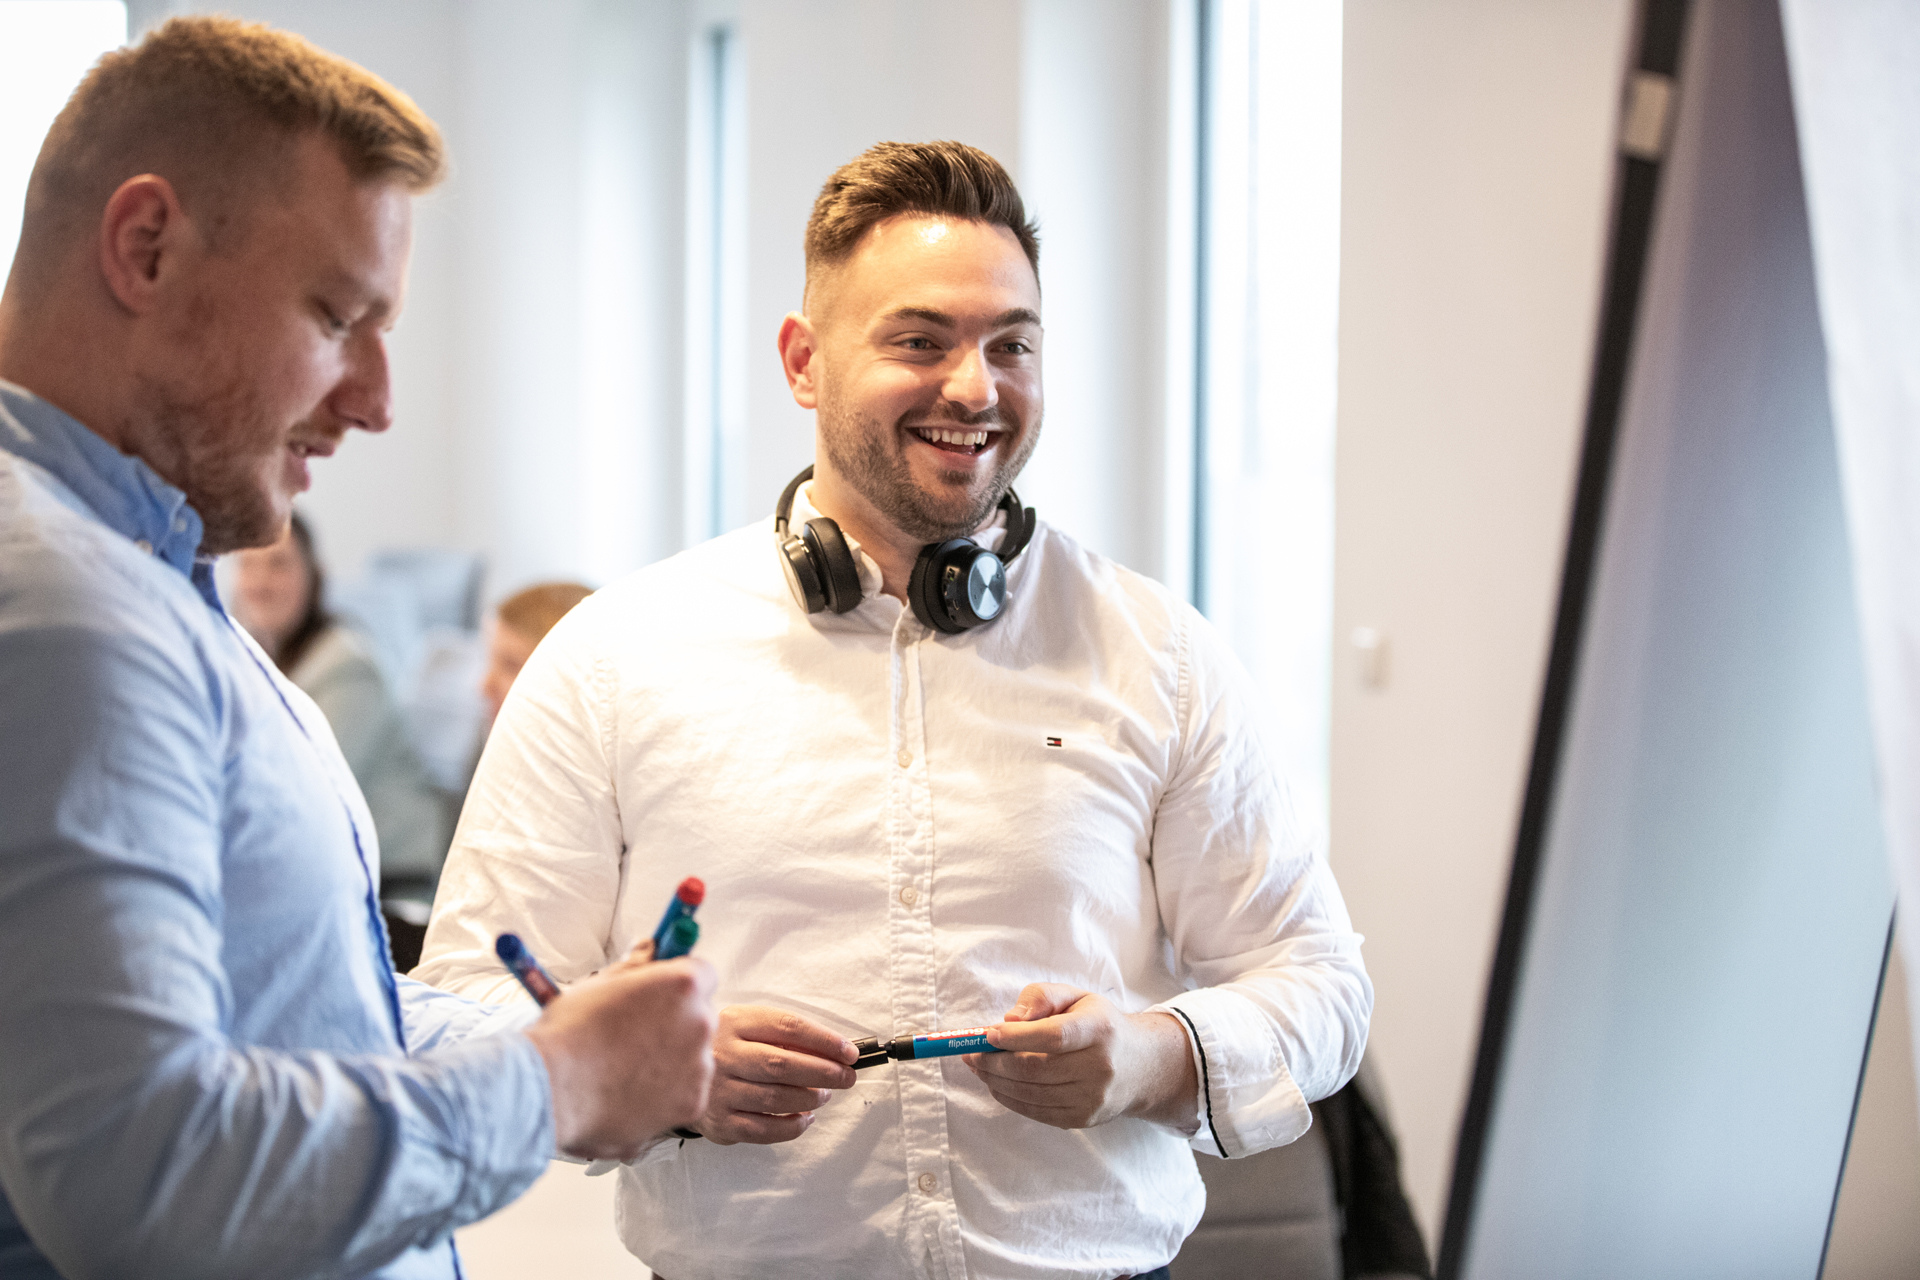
left=416, top=140, right=1371, bottom=1280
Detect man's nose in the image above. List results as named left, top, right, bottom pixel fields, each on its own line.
left=333, top=329, right=395, bottom=434
left=942, top=345, right=999, bottom=414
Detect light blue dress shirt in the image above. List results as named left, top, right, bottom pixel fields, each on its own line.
left=0, top=381, right=553, bottom=1279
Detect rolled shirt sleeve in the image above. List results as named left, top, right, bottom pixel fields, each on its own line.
left=1147, top=608, right=1373, bottom=1158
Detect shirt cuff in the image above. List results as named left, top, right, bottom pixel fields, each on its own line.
left=580, top=1130, right=688, bottom=1176
left=399, top=1029, right=556, bottom=1224
left=1148, top=987, right=1311, bottom=1159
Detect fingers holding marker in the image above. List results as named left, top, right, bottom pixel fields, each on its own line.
left=524, top=955, right=719, bottom=1159
left=984, top=1005, right=1103, bottom=1056
left=698, top=1005, right=860, bottom=1145
left=1000, top=981, right=1089, bottom=1024
left=722, top=1006, right=859, bottom=1083
left=727, top=1079, right=836, bottom=1114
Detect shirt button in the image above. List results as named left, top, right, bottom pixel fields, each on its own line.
left=896, top=748, right=912, bottom=769
left=172, top=516, right=187, bottom=533
left=899, top=886, right=919, bottom=907
left=133, top=538, right=153, bottom=554
left=917, top=1172, right=939, bottom=1194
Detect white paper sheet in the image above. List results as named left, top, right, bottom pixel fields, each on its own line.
left=1781, top=0, right=1920, bottom=1096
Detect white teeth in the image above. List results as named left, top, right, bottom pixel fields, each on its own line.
left=918, top=428, right=990, bottom=447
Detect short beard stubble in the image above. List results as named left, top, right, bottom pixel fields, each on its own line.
left=818, top=398, right=1041, bottom=545
left=132, top=364, right=286, bottom=556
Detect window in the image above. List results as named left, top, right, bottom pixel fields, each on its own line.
left=683, top=21, right=747, bottom=542
left=0, top=3, right=127, bottom=269
left=1193, top=0, right=1343, bottom=832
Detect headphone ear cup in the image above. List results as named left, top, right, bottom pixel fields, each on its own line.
left=909, top=538, right=994, bottom=634
left=907, top=543, right=946, bottom=631
left=779, top=533, right=827, bottom=613
left=801, top=518, right=863, bottom=614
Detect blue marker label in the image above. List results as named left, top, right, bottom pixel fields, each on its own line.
left=495, top=933, right=561, bottom=1006
left=911, top=1028, right=996, bottom=1058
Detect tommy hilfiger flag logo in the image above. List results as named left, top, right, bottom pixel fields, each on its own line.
left=1045, top=737, right=1063, bottom=748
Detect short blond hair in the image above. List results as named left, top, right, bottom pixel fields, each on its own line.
left=18, top=16, right=443, bottom=263
left=498, top=582, right=594, bottom=644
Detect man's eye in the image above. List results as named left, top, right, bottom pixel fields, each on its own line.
left=1002, top=340, right=1032, bottom=355
left=901, top=337, right=934, bottom=351
left=319, top=304, right=350, bottom=335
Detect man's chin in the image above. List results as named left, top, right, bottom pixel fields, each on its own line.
left=900, top=490, right=1006, bottom=544
left=197, top=497, right=291, bottom=556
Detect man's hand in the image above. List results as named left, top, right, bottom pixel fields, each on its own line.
left=966, top=983, right=1198, bottom=1131
left=691, top=1005, right=859, bottom=1145
left=523, top=937, right=718, bottom=1161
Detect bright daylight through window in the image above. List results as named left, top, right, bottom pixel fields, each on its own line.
left=1194, top=0, right=1343, bottom=836
left=0, top=3, right=127, bottom=272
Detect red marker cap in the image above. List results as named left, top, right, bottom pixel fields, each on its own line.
left=677, top=877, right=706, bottom=907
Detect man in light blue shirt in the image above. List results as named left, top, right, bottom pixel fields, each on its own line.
left=0, top=17, right=716, bottom=1279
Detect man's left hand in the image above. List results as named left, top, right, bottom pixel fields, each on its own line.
left=964, top=984, right=1198, bottom=1130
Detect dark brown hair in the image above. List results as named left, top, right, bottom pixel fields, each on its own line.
left=803, top=141, right=1039, bottom=302
left=18, top=15, right=443, bottom=268
left=275, top=511, right=331, bottom=674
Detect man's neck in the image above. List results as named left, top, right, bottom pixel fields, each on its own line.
left=805, top=469, right=921, bottom=604
left=0, top=295, right=134, bottom=455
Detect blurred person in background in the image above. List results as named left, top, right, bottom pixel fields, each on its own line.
left=232, top=510, right=451, bottom=887
left=481, top=580, right=593, bottom=729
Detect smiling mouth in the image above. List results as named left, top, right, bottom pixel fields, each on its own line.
left=909, top=425, right=996, bottom=456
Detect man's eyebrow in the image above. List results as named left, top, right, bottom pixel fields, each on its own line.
left=876, top=306, right=1042, bottom=329
left=880, top=306, right=957, bottom=327
left=320, top=269, right=397, bottom=324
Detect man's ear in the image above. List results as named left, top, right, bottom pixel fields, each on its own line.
left=97, top=174, right=189, bottom=316
left=777, top=311, right=821, bottom=409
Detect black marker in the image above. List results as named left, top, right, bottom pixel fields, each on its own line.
left=852, top=1027, right=1006, bottom=1069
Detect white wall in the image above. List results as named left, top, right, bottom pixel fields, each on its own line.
left=1332, top=0, right=1635, bottom=1241
left=448, top=0, right=694, bottom=590
left=1018, top=0, right=1180, bottom=577
left=1828, top=950, right=1920, bottom=1278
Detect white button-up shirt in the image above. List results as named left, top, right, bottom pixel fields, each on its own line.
left=417, top=491, right=1370, bottom=1280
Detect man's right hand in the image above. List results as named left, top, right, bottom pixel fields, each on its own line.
left=524, top=939, right=718, bottom=1161
left=690, top=1005, right=859, bottom=1145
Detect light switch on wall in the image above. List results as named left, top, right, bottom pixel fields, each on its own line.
left=1352, top=626, right=1390, bottom=690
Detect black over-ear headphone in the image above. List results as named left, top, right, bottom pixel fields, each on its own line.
left=774, top=465, right=1037, bottom=634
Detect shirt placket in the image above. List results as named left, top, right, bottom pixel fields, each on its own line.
left=885, top=611, right=968, bottom=1278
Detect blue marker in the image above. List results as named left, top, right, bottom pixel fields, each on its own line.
left=495, top=933, right=561, bottom=1006
left=652, top=877, right=704, bottom=960
left=851, top=1027, right=1006, bottom=1070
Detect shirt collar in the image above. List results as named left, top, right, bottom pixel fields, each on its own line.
left=0, top=378, right=210, bottom=589
left=790, top=480, right=1011, bottom=609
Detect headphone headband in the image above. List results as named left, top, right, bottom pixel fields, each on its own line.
left=772, top=465, right=1036, bottom=630
left=773, top=466, right=813, bottom=536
